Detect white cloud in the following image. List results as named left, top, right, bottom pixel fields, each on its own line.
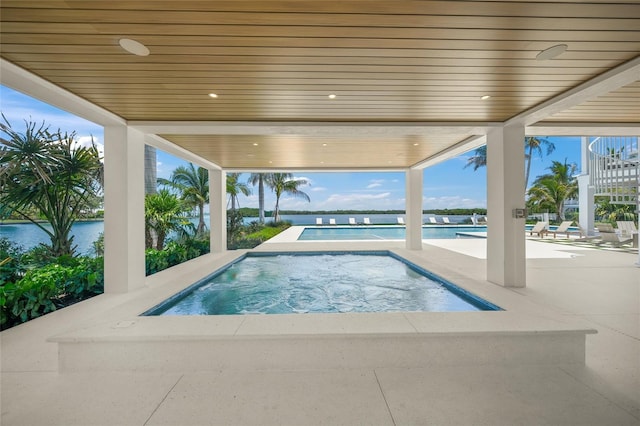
left=423, top=196, right=486, bottom=209
left=311, top=186, right=327, bottom=192
left=76, top=135, right=104, bottom=157
left=366, top=183, right=382, bottom=189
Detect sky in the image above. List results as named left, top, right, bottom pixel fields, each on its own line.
left=1, top=85, right=582, bottom=212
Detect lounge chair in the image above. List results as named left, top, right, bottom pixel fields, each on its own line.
left=329, top=218, right=336, bottom=225
left=596, top=231, right=633, bottom=247
left=528, top=221, right=548, bottom=237
left=348, top=217, right=357, bottom=226
left=428, top=217, right=438, bottom=224
left=315, top=218, right=323, bottom=226
left=616, top=221, right=638, bottom=247
left=397, top=217, right=405, bottom=225
left=442, top=217, right=451, bottom=224
left=549, top=221, right=576, bottom=238
left=616, top=221, right=638, bottom=237
left=363, top=217, right=371, bottom=225
left=573, top=222, right=598, bottom=241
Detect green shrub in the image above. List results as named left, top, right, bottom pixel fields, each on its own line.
left=1, top=264, right=64, bottom=329
left=145, top=249, right=169, bottom=275
left=0, top=257, right=105, bottom=330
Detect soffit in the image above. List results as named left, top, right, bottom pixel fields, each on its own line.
left=0, top=1, right=638, bottom=168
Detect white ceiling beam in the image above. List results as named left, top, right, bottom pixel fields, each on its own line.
left=144, top=134, right=221, bottom=170
left=129, top=121, right=498, bottom=137
left=507, top=55, right=640, bottom=127
left=0, top=59, right=125, bottom=127
left=411, top=134, right=487, bottom=169
left=526, top=122, right=640, bottom=136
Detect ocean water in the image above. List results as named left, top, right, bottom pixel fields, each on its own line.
left=1, top=214, right=477, bottom=254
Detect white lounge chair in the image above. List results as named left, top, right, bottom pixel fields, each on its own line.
left=616, top=221, right=638, bottom=237
left=596, top=231, right=633, bottom=247
left=528, top=221, right=548, bottom=237
left=315, top=218, right=323, bottom=226
left=329, top=218, right=336, bottom=225
left=348, top=217, right=357, bottom=226
left=616, top=221, right=638, bottom=247
left=550, top=221, right=576, bottom=238
left=428, top=217, right=438, bottom=224
left=397, top=217, right=405, bottom=225
left=363, top=217, right=371, bottom=225
left=442, top=217, right=451, bottom=224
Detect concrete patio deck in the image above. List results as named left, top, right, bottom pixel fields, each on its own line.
left=1, top=237, right=638, bottom=425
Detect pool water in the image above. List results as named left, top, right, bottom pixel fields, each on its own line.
left=144, top=252, right=500, bottom=316
left=298, top=225, right=486, bottom=240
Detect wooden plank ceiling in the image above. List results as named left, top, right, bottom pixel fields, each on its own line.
left=1, top=1, right=638, bottom=169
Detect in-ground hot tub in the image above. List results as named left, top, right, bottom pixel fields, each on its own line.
left=142, top=251, right=502, bottom=316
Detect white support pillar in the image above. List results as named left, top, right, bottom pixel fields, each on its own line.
left=486, top=125, right=526, bottom=288
left=578, top=136, right=596, bottom=236
left=103, top=126, right=146, bottom=293
left=405, top=168, right=423, bottom=250
left=209, top=169, right=227, bottom=253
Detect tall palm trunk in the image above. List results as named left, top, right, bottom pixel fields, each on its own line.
left=258, top=175, right=265, bottom=223
left=525, top=145, right=534, bottom=190
left=144, top=145, right=157, bottom=195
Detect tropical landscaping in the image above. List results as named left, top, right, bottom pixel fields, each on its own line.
left=0, top=116, right=312, bottom=329
left=1, top=115, right=634, bottom=331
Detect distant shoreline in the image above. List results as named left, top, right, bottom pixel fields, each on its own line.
left=0, top=218, right=104, bottom=225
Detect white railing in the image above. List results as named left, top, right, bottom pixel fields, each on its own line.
left=589, top=136, right=639, bottom=205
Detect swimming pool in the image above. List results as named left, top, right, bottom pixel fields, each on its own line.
left=298, top=225, right=486, bottom=241
left=143, top=252, right=500, bottom=316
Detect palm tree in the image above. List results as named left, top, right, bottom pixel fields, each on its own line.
left=159, top=164, right=209, bottom=236
left=526, top=160, right=577, bottom=221
left=525, top=136, right=555, bottom=189
left=266, top=173, right=310, bottom=222
left=0, top=116, right=102, bottom=256
left=464, top=138, right=556, bottom=190
left=464, top=145, right=487, bottom=171
left=248, top=173, right=272, bottom=223
left=144, top=145, right=157, bottom=195
left=226, top=173, right=251, bottom=211
left=144, top=189, right=191, bottom=250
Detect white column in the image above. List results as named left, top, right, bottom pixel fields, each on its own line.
left=209, top=169, right=227, bottom=253
left=405, top=168, right=423, bottom=250
left=578, top=137, right=596, bottom=236
left=103, top=126, right=146, bottom=293
left=486, top=125, right=526, bottom=288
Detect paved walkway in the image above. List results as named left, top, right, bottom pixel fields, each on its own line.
left=1, top=239, right=638, bottom=425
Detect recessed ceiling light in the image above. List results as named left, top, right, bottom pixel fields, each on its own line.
left=118, top=38, right=149, bottom=56
left=536, top=44, right=568, bottom=61
left=413, top=143, right=419, bottom=146
left=322, top=143, right=328, bottom=147
left=208, top=93, right=218, bottom=98
left=328, top=94, right=336, bottom=99
left=480, top=95, right=491, bottom=100
left=252, top=143, right=259, bottom=146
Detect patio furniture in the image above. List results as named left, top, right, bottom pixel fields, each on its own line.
left=397, top=217, right=405, bottom=225
left=550, top=221, right=579, bottom=238
left=348, top=217, right=357, bottom=225
left=363, top=217, right=371, bottom=225
left=329, top=218, right=336, bottom=225
left=315, top=218, right=323, bottom=225
left=596, top=232, right=634, bottom=247
left=528, top=221, right=548, bottom=238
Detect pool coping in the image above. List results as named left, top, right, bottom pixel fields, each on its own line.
left=48, top=247, right=596, bottom=346
left=140, top=250, right=503, bottom=316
